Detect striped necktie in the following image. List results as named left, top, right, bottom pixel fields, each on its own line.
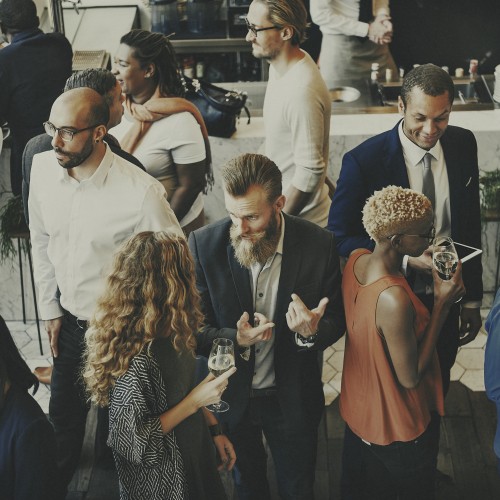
left=422, top=153, right=436, bottom=210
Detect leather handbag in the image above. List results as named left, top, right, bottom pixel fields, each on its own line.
left=183, top=76, right=250, bottom=138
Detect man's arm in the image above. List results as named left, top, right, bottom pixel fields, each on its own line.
left=285, top=85, right=329, bottom=216
left=327, top=151, right=374, bottom=257
left=188, top=231, right=239, bottom=356
left=28, top=160, right=64, bottom=321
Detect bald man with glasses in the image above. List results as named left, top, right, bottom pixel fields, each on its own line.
left=28, top=87, right=182, bottom=496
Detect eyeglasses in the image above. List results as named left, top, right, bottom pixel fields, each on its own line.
left=245, top=17, right=279, bottom=37
left=43, top=121, right=100, bottom=143
left=387, top=225, right=436, bottom=244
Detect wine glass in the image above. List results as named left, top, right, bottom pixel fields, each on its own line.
left=206, top=338, right=235, bottom=413
left=432, top=236, right=459, bottom=281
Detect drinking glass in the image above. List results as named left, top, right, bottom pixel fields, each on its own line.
left=432, top=236, right=459, bottom=281
left=206, top=338, right=235, bottom=413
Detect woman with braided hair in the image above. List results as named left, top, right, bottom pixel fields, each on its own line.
left=111, top=29, right=213, bottom=235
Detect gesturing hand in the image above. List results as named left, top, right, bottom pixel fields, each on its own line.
left=236, top=312, right=274, bottom=347
left=286, top=294, right=329, bottom=338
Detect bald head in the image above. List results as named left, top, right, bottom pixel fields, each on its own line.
left=51, top=88, right=109, bottom=131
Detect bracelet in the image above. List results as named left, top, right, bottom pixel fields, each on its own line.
left=209, top=423, right=224, bottom=437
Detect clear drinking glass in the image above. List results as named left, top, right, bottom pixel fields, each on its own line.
left=432, top=236, right=459, bottom=280
left=206, top=338, right=235, bottom=413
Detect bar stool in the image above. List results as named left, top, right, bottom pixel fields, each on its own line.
left=9, top=229, right=43, bottom=355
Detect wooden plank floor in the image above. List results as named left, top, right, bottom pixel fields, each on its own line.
left=70, top=382, right=500, bottom=499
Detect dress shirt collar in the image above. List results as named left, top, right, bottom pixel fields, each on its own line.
left=59, top=144, right=113, bottom=187
left=398, top=120, right=443, bottom=166
left=249, top=213, right=285, bottom=275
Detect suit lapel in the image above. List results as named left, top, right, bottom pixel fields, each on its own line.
left=440, top=131, right=460, bottom=237
left=227, top=243, right=254, bottom=317
left=386, top=120, right=411, bottom=188
left=275, top=215, right=300, bottom=335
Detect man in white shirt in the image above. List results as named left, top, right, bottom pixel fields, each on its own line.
left=246, top=0, right=332, bottom=227
left=29, top=87, right=182, bottom=495
left=311, top=0, right=397, bottom=85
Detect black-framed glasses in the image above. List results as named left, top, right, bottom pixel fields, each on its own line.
left=245, top=17, right=279, bottom=37
left=387, top=225, right=436, bottom=244
left=43, top=121, right=100, bottom=143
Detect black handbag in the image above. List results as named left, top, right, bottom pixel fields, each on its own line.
left=183, top=76, right=250, bottom=138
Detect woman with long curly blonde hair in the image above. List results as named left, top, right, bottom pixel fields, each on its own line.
left=83, top=231, right=236, bottom=500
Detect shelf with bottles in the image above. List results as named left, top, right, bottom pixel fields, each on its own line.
left=179, top=51, right=262, bottom=83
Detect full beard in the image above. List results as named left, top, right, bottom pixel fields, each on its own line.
left=54, top=135, right=94, bottom=169
left=230, top=213, right=281, bottom=269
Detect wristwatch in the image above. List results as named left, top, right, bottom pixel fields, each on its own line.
left=209, top=423, right=224, bottom=437
left=295, top=330, right=318, bottom=345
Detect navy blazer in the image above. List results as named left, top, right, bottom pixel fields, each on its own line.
left=189, top=214, right=346, bottom=431
left=328, top=121, right=483, bottom=302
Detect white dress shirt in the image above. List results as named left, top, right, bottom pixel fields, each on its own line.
left=29, top=145, right=183, bottom=321
left=398, top=121, right=451, bottom=238
left=311, top=0, right=390, bottom=37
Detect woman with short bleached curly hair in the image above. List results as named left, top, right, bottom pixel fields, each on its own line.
left=339, top=186, right=465, bottom=499
left=83, top=231, right=235, bottom=500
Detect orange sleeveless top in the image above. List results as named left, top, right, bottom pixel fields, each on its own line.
left=340, top=250, right=444, bottom=445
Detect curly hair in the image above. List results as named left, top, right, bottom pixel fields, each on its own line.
left=401, top=63, right=454, bottom=107
left=362, top=185, right=433, bottom=243
left=83, top=232, right=203, bottom=407
left=120, top=29, right=184, bottom=98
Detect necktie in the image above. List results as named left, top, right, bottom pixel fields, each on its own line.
left=358, top=0, right=373, bottom=23
left=422, top=153, right=435, bottom=211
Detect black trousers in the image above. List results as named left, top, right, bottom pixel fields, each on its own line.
left=228, top=393, right=319, bottom=500
left=49, top=311, right=112, bottom=494
left=341, top=413, right=441, bottom=500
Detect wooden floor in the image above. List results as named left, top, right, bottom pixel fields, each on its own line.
left=68, top=382, right=500, bottom=500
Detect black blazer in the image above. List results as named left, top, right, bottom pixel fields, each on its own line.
left=188, top=214, right=346, bottom=431
left=21, top=133, right=145, bottom=224
left=328, top=121, right=483, bottom=303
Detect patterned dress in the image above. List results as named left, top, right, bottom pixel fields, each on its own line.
left=108, top=340, right=227, bottom=500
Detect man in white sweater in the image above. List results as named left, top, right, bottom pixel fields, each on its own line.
left=246, top=0, right=332, bottom=227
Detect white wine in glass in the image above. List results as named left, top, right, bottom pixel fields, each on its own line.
left=206, top=338, right=235, bottom=413
left=433, top=237, right=459, bottom=281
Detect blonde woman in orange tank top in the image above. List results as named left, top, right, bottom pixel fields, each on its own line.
left=340, top=186, right=464, bottom=500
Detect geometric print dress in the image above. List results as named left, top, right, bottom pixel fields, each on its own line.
left=108, top=340, right=227, bottom=500
left=108, top=344, right=188, bottom=500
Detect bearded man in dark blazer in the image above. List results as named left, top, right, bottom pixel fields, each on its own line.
left=328, top=63, right=483, bottom=397
left=188, top=153, right=345, bottom=500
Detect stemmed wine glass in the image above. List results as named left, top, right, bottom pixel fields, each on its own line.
left=432, top=236, right=459, bottom=281
left=206, top=338, right=235, bottom=413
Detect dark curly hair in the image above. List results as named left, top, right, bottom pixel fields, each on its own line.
left=0, top=0, right=39, bottom=33
left=120, top=29, right=184, bottom=98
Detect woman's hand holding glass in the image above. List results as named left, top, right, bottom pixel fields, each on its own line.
left=432, top=259, right=466, bottom=306
left=188, top=364, right=236, bottom=411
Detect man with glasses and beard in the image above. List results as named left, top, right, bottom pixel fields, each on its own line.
left=28, top=87, right=182, bottom=497
left=188, top=153, right=345, bottom=500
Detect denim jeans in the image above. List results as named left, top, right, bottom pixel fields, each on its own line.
left=228, top=394, right=318, bottom=500
left=341, top=413, right=440, bottom=500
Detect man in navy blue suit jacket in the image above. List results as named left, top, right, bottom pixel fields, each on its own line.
left=0, top=0, right=72, bottom=196
left=189, top=153, right=345, bottom=500
left=329, top=64, right=482, bottom=396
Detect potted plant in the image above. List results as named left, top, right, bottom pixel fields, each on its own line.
left=0, top=194, right=29, bottom=265
left=480, top=169, right=500, bottom=221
